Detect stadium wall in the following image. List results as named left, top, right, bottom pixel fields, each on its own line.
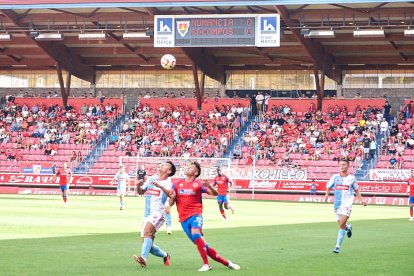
left=343, top=88, right=413, bottom=114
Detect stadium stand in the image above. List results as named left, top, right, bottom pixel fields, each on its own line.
left=0, top=97, right=122, bottom=172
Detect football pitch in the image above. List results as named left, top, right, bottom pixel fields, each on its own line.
left=0, top=195, right=412, bottom=276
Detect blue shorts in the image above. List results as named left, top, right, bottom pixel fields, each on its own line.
left=60, top=185, right=68, bottom=192
left=217, top=195, right=228, bottom=204
left=180, top=214, right=203, bottom=242
left=409, top=196, right=414, bottom=204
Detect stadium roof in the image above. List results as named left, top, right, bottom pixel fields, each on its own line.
left=0, top=1, right=413, bottom=84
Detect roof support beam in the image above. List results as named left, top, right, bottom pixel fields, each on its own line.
left=389, top=41, right=408, bottom=61
left=274, top=5, right=342, bottom=83
left=182, top=47, right=225, bottom=84
left=1, top=9, right=94, bottom=83
left=91, top=20, right=149, bottom=63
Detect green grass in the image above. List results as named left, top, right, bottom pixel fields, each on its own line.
left=0, top=195, right=413, bottom=275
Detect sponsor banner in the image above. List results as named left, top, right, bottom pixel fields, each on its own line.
left=21, top=162, right=55, bottom=174
left=233, top=179, right=407, bottom=195
left=176, top=167, right=307, bottom=181
left=0, top=187, right=409, bottom=206
left=0, top=187, right=135, bottom=196
left=230, top=194, right=409, bottom=206
left=369, top=169, right=411, bottom=181
left=0, top=173, right=117, bottom=186
left=0, top=173, right=407, bottom=195
left=256, top=15, right=280, bottom=47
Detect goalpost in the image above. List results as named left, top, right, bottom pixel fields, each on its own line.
left=119, top=156, right=233, bottom=193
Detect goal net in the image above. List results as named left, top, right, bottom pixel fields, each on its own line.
left=119, top=156, right=233, bottom=192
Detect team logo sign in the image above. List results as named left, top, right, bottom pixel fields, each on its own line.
left=177, top=21, right=190, bottom=37
left=157, top=18, right=173, bottom=34
left=260, top=17, right=277, bottom=34
left=193, top=182, right=198, bottom=188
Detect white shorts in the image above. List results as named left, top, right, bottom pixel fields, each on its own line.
left=335, top=206, right=352, bottom=220
left=117, top=184, right=127, bottom=196
left=140, top=213, right=165, bottom=237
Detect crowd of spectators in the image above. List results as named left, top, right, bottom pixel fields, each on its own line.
left=108, top=102, right=248, bottom=158
left=237, top=101, right=398, bottom=170
left=0, top=96, right=118, bottom=162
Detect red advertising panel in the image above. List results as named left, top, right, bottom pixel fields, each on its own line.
left=0, top=173, right=116, bottom=186
left=0, top=173, right=408, bottom=195
left=0, top=187, right=408, bottom=206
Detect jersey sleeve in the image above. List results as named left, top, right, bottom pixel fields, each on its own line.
left=326, top=175, right=335, bottom=189
left=351, top=177, right=358, bottom=190
left=141, top=176, right=154, bottom=190
left=163, top=178, right=173, bottom=190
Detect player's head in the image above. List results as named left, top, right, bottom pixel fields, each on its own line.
left=216, top=166, right=222, bottom=176
left=411, top=169, right=414, bottom=177
left=338, top=158, right=349, bottom=173
left=119, top=164, right=125, bottom=172
left=156, top=162, right=163, bottom=175
left=165, top=161, right=176, bottom=177
left=186, top=162, right=201, bottom=178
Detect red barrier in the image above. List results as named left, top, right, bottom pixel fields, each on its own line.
left=0, top=173, right=407, bottom=195
left=0, top=173, right=116, bottom=186
left=14, top=97, right=124, bottom=113
left=268, top=98, right=386, bottom=113
left=233, top=179, right=407, bottom=195
left=140, top=98, right=250, bottom=111
left=230, top=193, right=409, bottom=206
left=0, top=187, right=409, bottom=206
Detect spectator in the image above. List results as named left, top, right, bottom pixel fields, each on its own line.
left=77, top=151, right=83, bottom=162
left=388, top=154, right=398, bottom=169
left=383, top=101, right=392, bottom=124
left=362, top=134, right=371, bottom=160
left=69, top=151, right=77, bottom=162
left=255, top=92, right=264, bottom=114
left=369, top=138, right=377, bottom=160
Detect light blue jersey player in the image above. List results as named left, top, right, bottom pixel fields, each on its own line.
left=133, top=161, right=176, bottom=269
left=325, top=159, right=366, bottom=254
left=113, top=165, right=130, bottom=210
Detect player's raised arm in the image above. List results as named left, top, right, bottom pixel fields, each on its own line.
left=153, top=181, right=172, bottom=197
left=136, top=179, right=146, bottom=195
left=168, top=189, right=176, bottom=206
left=203, top=180, right=218, bottom=196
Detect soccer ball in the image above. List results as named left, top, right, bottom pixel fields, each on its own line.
left=160, top=54, right=176, bottom=69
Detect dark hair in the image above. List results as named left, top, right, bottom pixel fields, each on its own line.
left=166, top=161, right=176, bottom=177
left=338, top=157, right=350, bottom=164
left=192, top=161, right=201, bottom=178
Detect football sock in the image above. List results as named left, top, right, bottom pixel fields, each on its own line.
left=336, top=229, right=346, bottom=247
left=150, top=244, right=167, bottom=258
left=192, top=233, right=209, bottom=265
left=120, top=200, right=124, bottom=208
left=142, top=237, right=153, bottom=260
left=63, top=196, right=67, bottom=203
left=410, top=206, right=413, bottom=217
left=345, top=224, right=350, bottom=231
left=220, top=209, right=226, bottom=219
left=166, top=213, right=172, bottom=228
left=206, top=245, right=229, bottom=266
